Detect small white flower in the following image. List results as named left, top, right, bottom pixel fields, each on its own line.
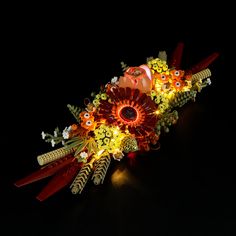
left=80, top=151, right=88, bottom=159
left=206, top=78, right=211, bottom=85
left=111, top=76, right=118, bottom=84
left=41, top=131, right=46, bottom=140
left=62, top=130, right=69, bottom=139
left=51, top=139, right=55, bottom=147
left=62, top=126, right=71, bottom=139
left=54, top=130, right=58, bottom=137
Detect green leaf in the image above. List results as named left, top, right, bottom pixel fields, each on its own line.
left=87, top=138, right=98, bottom=155
left=74, top=140, right=88, bottom=156
left=67, top=104, right=81, bottom=123
left=65, top=136, right=81, bottom=143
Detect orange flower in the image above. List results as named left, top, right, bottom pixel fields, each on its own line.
left=171, top=79, right=185, bottom=90
left=71, top=124, right=78, bottom=131
left=170, top=69, right=184, bottom=80
left=80, top=111, right=94, bottom=121
left=81, top=119, right=96, bottom=131
left=154, top=72, right=169, bottom=84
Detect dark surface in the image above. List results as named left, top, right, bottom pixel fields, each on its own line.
left=2, top=5, right=236, bottom=236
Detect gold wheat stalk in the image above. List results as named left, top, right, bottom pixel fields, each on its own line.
left=192, top=68, right=211, bottom=84
left=70, top=163, right=93, bottom=194
left=92, top=155, right=111, bottom=185
left=37, top=147, right=74, bottom=166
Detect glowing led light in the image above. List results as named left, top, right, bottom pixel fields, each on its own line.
left=113, top=129, right=119, bottom=135
left=97, top=149, right=104, bottom=157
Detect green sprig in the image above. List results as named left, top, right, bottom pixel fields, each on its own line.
left=67, top=104, right=81, bottom=123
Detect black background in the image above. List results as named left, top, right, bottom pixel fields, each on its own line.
left=1, top=3, right=236, bottom=235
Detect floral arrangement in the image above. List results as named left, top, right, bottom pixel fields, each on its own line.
left=15, top=43, right=218, bottom=201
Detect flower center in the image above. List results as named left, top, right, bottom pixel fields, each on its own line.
left=120, top=106, right=137, bottom=122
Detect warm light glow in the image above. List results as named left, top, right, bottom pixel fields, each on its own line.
left=167, top=91, right=175, bottom=99
left=96, top=149, right=104, bottom=157
left=113, top=129, right=119, bottom=135
left=111, top=168, right=130, bottom=187
left=155, top=110, right=160, bottom=115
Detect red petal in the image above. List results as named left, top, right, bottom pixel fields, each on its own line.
left=186, top=52, right=219, bottom=74
left=36, top=162, right=82, bottom=201
left=14, top=155, right=75, bottom=187
left=119, top=87, right=126, bottom=99
left=125, top=87, right=132, bottom=99
left=137, top=93, right=147, bottom=104
left=113, top=88, right=122, bottom=101
left=133, top=89, right=140, bottom=101
left=99, top=100, right=113, bottom=109
left=169, top=42, right=184, bottom=69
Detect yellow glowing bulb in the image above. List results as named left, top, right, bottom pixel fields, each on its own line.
left=97, top=149, right=104, bottom=156
left=155, top=110, right=160, bottom=115
left=113, top=130, right=119, bottom=135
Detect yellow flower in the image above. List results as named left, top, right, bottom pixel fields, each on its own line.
left=159, top=104, right=165, bottom=110
left=161, top=97, right=168, bottom=103
left=162, top=65, right=168, bottom=71
left=108, top=146, right=114, bottom=153
left=98, top=125, right=105, bottom=133
left=101, top=93, right=107, bottom=100
left=93, top=99, right=100, bottom=107
left=151, top=90, right=156, bottom=98
left=106, top=131, right=112, bottom=137
left=97, top=139, right=103, bottom=146
left=99, top=132, right=106, bottom=139
left=165, top=70, right=170, bottom=75
left=153, top=64, right=158, bottom=70
left=157, top=61, right=163, bottom=67
left=103, top=138, right=110, bottom=144
left=155, top=97, right=160, bottom=104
